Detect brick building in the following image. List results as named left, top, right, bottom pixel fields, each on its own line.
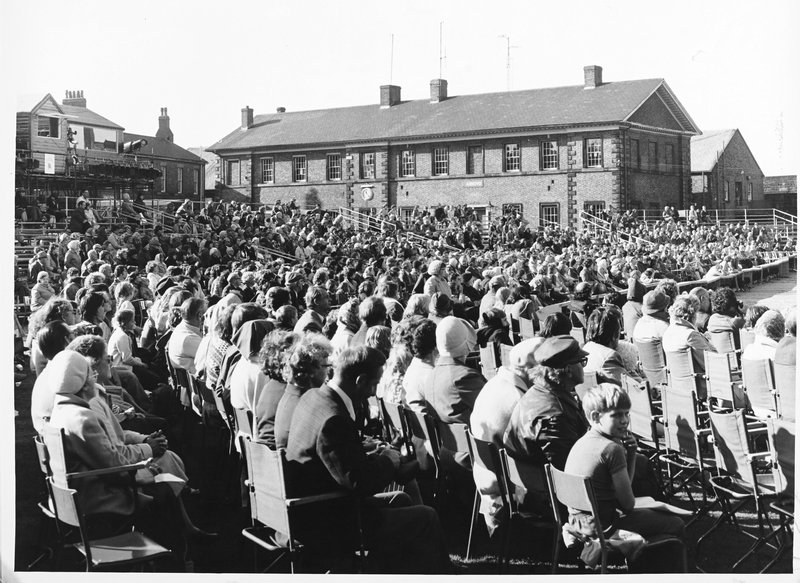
left=690, top=129, right=764, bottom=210
left=763, top=175, right=797, bottom=215
left=208, top=66, right=700, bottom=227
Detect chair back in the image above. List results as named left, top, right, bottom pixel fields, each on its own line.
left=708, top=409, right=759, bottom=490
left=772, top=362, right=795, bottom=421
left=480, top=344, right=499, bottom=379
left=499, top=343, right=513, bottom=367
left=544, top=464, right=609, bottom=553
left=661, top=386, right=703, bottom=460
left=739, top=329, right=756, bottom=350
left=704, top=351, right=745, bottom=409
left=570, top=326, right=586, bottom=347
left=41, top=424, right=69, bottom=487
left=707, top=329, right=738, bottom=354
left=241, top=436, right=291, bottom=536
left=766, top=418, right=795, bottom=496
left=403, top=407, right=440, bottom=473
left=621, top=375, right=658, bottom=445
left=131, top=298, right=146, bottom=328
left=665, top=348, right=702, bottom=394
left=519, top=316, right=535, bottom=340
left=379, top=398, right=407, bottom=445
left=741, top=358, right=777, bottom=417
left=633, top=338, right=668, bottom=386
left=574, top=370, right=599, bottom=402
left=433, top=419, right=472, bottom=468
left=468, top=432, right=511, bottom=505
left=48, top=479, right=83, bottom=529
left=501, top=450, right=547, bottom=513
left=34, top=435, right=52, bottom=478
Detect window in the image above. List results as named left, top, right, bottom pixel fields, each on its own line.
left=747, top=183, right=753, bottom=202
left=71, top=124, right=116, bottom=150
left=504, top=143, right=520, bottom=172
left=260, top=157, right=274, bottom=183
left=37, top=116, right=60, bottom=138
left=735, top=181, right=743, bottom=206
left=401, top=149, right=415, bottom=177
left=293, top=156, right=307, bottom=182
left=160, top=165, right=167, bottom=192
left=177, top=167, right=183, bottom=194
left=648, top=142, right=658, bottom=170
left=226, top=159, right=240, bottom=185
left=400, top=206, right=415, bottom=224
left=584, top=201, right=606, bottom=216
left=585, top=138, right=603, bottom=168
left=665, top=144, right=675, bottom=172
left=433, top=147, right=449, bottom=176
left=630, top=139, right=640, bottom=169
left=193, top=169, right=199, bottom=195
left=326, top=154, right=342, bottom=181
left=539, top=203, right=560, bottom=227
left=467, top=146, right=483, bottom=175
left=541, top=141, right=558, bottom=170
left=724, top=180, right=730, bottom=202
left=360, top=152, right=376, bottom=179
left=502, top=203, right=523, bottom=216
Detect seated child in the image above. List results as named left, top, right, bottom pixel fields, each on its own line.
left=564, top=383, right=685, bottom=539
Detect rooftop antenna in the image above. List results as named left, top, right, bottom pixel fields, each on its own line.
left=498, top=35, right=518, bottom=91
left=439, top=21, right=446, bottom=79
left=390, top=33, right=394, bottom=84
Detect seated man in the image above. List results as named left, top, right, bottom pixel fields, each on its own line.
left=661, top=295, right=716, bottom=399
left=167, top=297, right=207, bottom=375
left=285, top=346, right=451, bottom=573
left=742, top=309, right=785, bottom=362
left=775, top=307, right=796, bottom=366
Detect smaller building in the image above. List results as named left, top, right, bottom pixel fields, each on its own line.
left=690, top=129, right=764, bottom=210
left=763, top=175, right=797, bottom=215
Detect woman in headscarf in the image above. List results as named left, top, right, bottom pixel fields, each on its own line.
left=227, top=318, right=275, bottom=415
left=31, top=271, right=56, bottom=312
left=477, top=308, right=513, bottom=349
left=329, top=297, right=361, bottom=357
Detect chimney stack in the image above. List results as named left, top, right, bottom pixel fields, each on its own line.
left=584, top=65, right=603, bottom=89
left=242, top=106, right=254, bottom=129
left=430, top=79, right=448, bottom=103
left=276, top=107, right=286, bottom=113
left=380, top=85, right=402, bottom=108
left=63, top=89, right=87, bottom=108
left=156, top=107, right=174, bottom=142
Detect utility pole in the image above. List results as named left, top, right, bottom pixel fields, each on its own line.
left=498, top=35, right=518, bottom=91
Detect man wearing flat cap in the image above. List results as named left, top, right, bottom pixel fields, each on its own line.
left=631, top=290, right=671, bottom=344
left=504, top=335, right=590, bottom=473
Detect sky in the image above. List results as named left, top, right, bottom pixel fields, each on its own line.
left=1, top=0, right=799, bottom=177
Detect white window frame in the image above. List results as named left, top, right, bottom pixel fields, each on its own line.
left=584, top=201, right=606, bottom=215
left=724, top=180, right=730, bottom=202
left=327, top=153, right=342, bottom=181
left=401, top=149, right=415, bottom=177
left=432, top=146, right=449, bottom=176
left=160, top=164, right=167, bottom=192
left=585, top=138, right=603, bottom=168
left=260, top=157, right=274, bottom=183
left=541, top=141, right=558, bottom=170
left=539, top=202, right=560, bottom=227
left=747, top=183, right=753, bottom=202
left=293, top=155, right=307, bottom=182
left=504, top=143, right=520, bottom=172
left=360, top=152, right=376, bottom=179
left=193, top=169, right=199, bottom=195
left=502, top=203, right=523, bottom=215
left=177, top=167, right=183, bottom=194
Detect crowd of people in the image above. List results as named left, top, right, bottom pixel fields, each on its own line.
left=18, top=192, right=797, bottom=573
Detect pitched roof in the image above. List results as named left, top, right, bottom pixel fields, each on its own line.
left=209, top=78, right=697, bottom=152
left=60, top=104, right=124, bottom=130
left=123, top=132, right=206, bottom=164
left=690, top=129, right=737, bottom=172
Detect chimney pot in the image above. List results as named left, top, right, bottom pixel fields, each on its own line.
left=380, top=85, right=402, bottom=108
left=430, top=79, right=448, bottom=103
left=156, top=107, right=174, bottom=142
left=63, top=89, right=87, bottom=108
left=276, top=107, right=286, bottom=113
left=584, top=65, right=603, bottom=89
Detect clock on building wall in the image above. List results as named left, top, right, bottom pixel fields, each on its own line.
left=361, top=185, right=374, bottom=201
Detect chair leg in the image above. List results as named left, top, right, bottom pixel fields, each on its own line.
left=551, top=523, right=560, bottom=574
left=465, top=490, right=481, bottom=560
left=732, top=504, right=775, bottom=571
left=759, top=515, right=792, bottom=573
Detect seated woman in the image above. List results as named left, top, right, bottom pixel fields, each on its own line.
left=582, top=308, right=629, bottom=385
left=477, top=308, right=513, bottom=349
left=108, top=309, right=162, bottom=390
left=253, top=330, right=300, bottom=447
left=46, top=350, right=215, bottom=556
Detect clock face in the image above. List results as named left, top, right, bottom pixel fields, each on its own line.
left=361, top=186, right=374, bottom=201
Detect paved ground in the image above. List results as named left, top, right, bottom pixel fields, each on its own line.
left=736, top=272, right=798, bottom=312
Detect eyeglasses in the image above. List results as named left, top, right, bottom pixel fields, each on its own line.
left=579, top=357, right=589, bottom=366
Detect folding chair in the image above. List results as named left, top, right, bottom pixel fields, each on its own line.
left=41, top=425, right=170, bottom=571
left=499, top=343, right=513, bottom=368
left=772, top=362, right=795, bottom=421
left=519, top=316, right=535, bottom=340
left=706, top=329, right=741, bottom=355
left=633, top=338, right=668, bottom=388
left=29, top=435, right=69, bottom=569
left=378, top=397, right=410, bottom=455
left=704, top=351, right=746, bottom=410
left=621, top=375, right=663, bottom=460
left=698, top=410, right=782, bottom=570
left=431, top=419, right=472, bottom=511
left=741, top=357, right=778, bottom=418
left=240, top=435, right=365, bottom=573
left=664, top=347, right=706, bottom=397
left=545, top=464, right=686, bottom=573
left=569, top=326, right=586, bottom=347
left=658, top=386, right=713, bottom=518
left=574, top=370, right=599, bottom=402
left=739, top=329, right=756, bottom=351
left=760, top=418, right=795, bottom=573
left=479, top=343, right=499, bottom=380
left=403, top=407, right=440, bottom=484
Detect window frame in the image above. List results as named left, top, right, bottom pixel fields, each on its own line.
left=584, top=138, right=603, bottom=168
left=226, top=159, right=240, bottom=186
left=630, top=139, right=640, bottom=169
left=747, top=183, right=753, bottom=202
left=467, top=145, right=484, bottom=175
left=360, top=152, right=376, bottom=179
left=648, top=141, right=658, bottom=171
left=540, top=140, right=558, bottom=170
left=504, top=143, right=521, bottom=172
left=724, top=180, right=730, bottom=202
left=539, top=202, right=560, bottom=227
left=37, top=115, right=60, bottom=139
left=327, top=153, right=342, bottom=181
left=192, top=168, right=199, bottom=195
left=502, top=203, right=523, bottom=216
left=292, top=155, right=307, bottom=183
left=160, top=164, right=167, bottom=192
left=665, top=143, right=675, bottom=173
left=432, top=146, right=449, bottom=176
left=400, top=149, right=415, bottom=177
left=260, top=157, right=274, bottom=184
left=177, top=167, right=183, bottom=194
left=583, top=201, right=606, bottom=215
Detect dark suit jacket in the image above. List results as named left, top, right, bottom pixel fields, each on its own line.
left=422, top=356, right=486, bottom=424
left=285, top=385, right=396, bottom=497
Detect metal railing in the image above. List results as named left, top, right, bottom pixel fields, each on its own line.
left=337, top=206, right=460, bottom=252
left=254, top=244, right=297, bottom=263
left=578, top=210, right=653, bottom=247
